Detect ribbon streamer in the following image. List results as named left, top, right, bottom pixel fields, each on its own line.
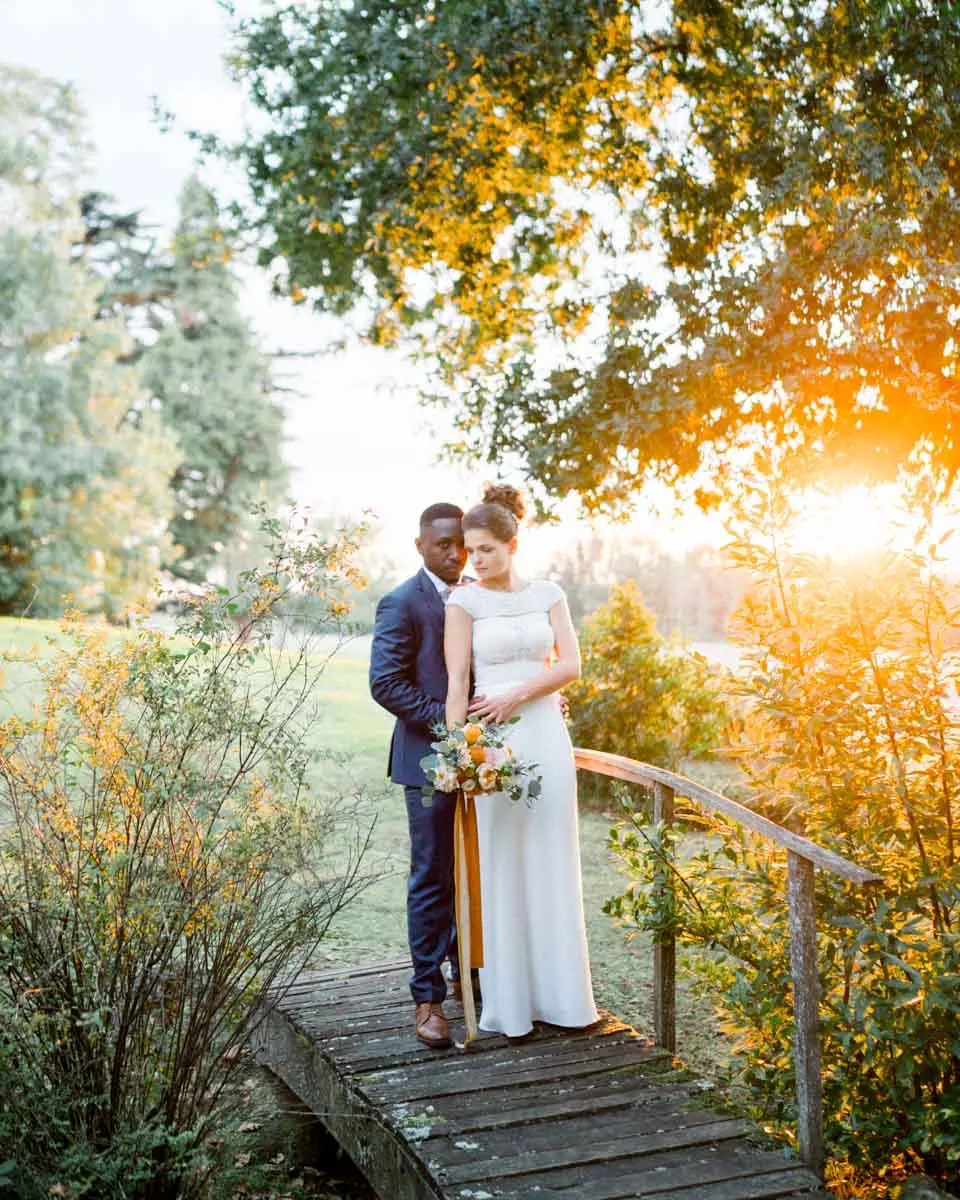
left=454, top=789, right=484, bottom=1045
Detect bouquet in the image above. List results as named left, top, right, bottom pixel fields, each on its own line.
left=420, top=719, right=541, bottom=804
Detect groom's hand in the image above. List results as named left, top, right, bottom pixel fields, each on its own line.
left=468, top=691, right=522, bottom=724
left=467, top=693, right=488, bottom=715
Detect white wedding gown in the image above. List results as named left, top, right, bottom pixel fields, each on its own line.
left=447, top=580, right=599, bottom=1037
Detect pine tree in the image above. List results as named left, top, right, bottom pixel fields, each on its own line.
left=140, top=178, right=288, bottom=583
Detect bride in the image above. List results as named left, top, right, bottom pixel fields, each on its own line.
left=444, top=484, right=599, bottom=1037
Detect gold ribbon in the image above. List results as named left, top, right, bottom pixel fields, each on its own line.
left=454, top=789, right=483, bottom=1045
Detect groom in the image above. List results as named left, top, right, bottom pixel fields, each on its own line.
left=369, top=502, right=478, bottom=1049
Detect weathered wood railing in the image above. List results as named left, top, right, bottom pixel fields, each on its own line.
left=574, top=747, right=883, bottom=1178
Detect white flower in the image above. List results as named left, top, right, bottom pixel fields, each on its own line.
left=462, top=777, right=478, bottom=792
left=477, top=764, right=499, bottom=792
left=435, top=765, right=458, bottom=792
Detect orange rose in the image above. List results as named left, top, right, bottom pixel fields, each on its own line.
left=463, top=723, right=483, bottom=745
left=469, top=744, right=486, bottom=764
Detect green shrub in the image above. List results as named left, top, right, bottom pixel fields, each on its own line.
left=568, top=580, right=730, bottom=807
left=0, top=512, right=374, bottom=1199
left=606, top=469, right=960, bottom=1188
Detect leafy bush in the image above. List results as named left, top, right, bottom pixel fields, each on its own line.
left=0, top=512, right=373, bottom=1199
left=567, top=580, right=729, bottom=806
left=606, top=468, right=960, bottom=1189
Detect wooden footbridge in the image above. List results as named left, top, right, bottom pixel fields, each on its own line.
left=252, top=751, right=882, bottom=1200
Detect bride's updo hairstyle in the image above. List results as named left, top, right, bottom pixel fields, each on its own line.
left=462, top=483, right=527, bottom=544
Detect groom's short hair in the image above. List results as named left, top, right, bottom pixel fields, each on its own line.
left=419, top=502, right=463, bottom=531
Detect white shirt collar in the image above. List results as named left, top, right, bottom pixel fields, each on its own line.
left=423, top=566, right=456, bottom=598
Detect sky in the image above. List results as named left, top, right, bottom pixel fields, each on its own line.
left=3, top=0, right=722, bottom=574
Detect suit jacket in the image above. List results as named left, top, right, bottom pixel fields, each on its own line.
left=369, top=568, right=450, bottom=788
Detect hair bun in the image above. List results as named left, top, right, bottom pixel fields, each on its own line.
left=482, top=483, right=527, bottom=522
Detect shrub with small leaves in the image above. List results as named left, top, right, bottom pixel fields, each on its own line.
left=567, top=580, right=729, bottom=807
left=0, top=510, right=375, bottom=1199
left=606, top=463, right=960, bottom=1189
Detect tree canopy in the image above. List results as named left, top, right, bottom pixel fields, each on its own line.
left=0, top=67, right=179, bottom=617
left=228, top=0, right=960, bottom=511
left=0, top=67, right=290, bottom=615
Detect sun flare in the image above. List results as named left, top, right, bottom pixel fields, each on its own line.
left=789, top=484, right=903, bottom=560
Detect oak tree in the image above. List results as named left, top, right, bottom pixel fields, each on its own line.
left=228, top=0, right=960, bottom=510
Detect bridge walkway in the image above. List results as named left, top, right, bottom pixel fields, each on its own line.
left=253, top=960, right=829, bottom=1200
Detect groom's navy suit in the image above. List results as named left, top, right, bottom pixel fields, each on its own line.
left=370, top=568, right=459, bottom=1003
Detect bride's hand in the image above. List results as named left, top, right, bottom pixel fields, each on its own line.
left=469, top=689, right=523, bottom=724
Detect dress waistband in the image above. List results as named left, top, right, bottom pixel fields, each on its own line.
left=475, top=661, right=555, bottom=697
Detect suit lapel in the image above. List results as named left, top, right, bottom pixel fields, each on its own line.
left=416, top=568, right=446, bottom=623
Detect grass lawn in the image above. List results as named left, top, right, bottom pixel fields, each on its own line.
left=0, top=616, right=725, bottom=1079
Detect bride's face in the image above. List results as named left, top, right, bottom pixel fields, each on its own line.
left=465, top=527, right=517, bottom=583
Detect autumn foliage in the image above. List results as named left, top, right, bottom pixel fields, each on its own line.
left=0, top=513, right=372, bottom=1198
left=608, top=465, right=960, bottom=1189
left=227, top=2, right=960, bottom=511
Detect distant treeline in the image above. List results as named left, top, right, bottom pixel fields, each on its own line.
left=547, top=535, right=748, bottom=641
left=302, top=533, right=748, bottom=642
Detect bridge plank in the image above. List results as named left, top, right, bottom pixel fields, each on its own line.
left=415, top=1079, right=707, bottom=1136
left=359, top=1041, right=668, bottom=1103
left=339, top=1022, right=643, bottom=1068
left=252, top=961, right=831, bottom=1200
left=484, top=1145, right=823, bottom=1198
left=317, top=1014, right=628, bottom=1054
left=432, top=1114, right=753, bottom=1184
left=640, top=1171, right=830, bottom=1199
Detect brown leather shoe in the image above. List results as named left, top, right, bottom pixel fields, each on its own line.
left=415, top=1001, right=451, bottom=1049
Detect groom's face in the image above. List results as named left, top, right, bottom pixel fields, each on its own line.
left=417, top=517, right=467, bottom=585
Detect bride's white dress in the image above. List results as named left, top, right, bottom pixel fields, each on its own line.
left=447, top=579, right=599, bottom=1037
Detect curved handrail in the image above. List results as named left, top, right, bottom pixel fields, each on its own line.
left=574, top=748, right=882, bottom=886
left=574, top=745, right=883, bottom=1178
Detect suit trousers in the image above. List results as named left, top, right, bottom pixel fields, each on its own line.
left=404, top=785, right=459, bottom=1003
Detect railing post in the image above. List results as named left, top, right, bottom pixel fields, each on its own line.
left=787, top=850, right=824, bottom=1177
left=653, top=781, right=676, bottom=1054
